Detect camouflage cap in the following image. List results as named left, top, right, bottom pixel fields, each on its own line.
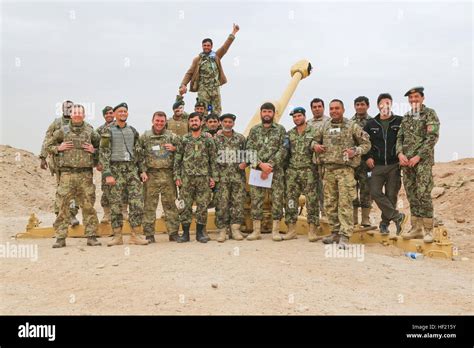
left=219, top=113, right=236, bottom=121
left=102, top=106, right=113, bottom=116
left=113, top=102, right=128, bottom=112
left=404, top=86, right=424, bottom=97
left=173, top=100, right=184, bottom=110
left=290, top=106, right=306, bottom=116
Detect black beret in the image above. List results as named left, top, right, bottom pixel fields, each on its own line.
left=102, top=106, right=113, bottom=116
left=219, top=113, right=236, bottom=121
left=404, top=86, right=424, bottom=97
left=290, top=106, right=306, bottom=116
left=195, top=98, right=206, bottom=107
left=173, top=100, right=184, bottom=110
left=113, top=102, right=128, bottom=112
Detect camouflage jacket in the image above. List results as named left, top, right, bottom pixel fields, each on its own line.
left=99, top=123, right=144, bottom=178
left=45, top=121, right=99, bottom=168
left=40, top=115, right=72, bottom=159
left=396, top=104, right=440, bottom=166
left=214, top=130, right=246, bottom=182
left=351, top=113, right=372, bottom=129
left=139, top=128, right=180, bottom=171
left=174, top=133, right=218, bottom=181
left=287, top=125, right=317, bottom=170
left=307, top=115, right=329, bottom=130
left=96, top=121, right=115, bottom=135
left=245, top=123, right=288, bottom=171
left=167, top=115, right=188, bottom=137
left=312, top=117, right=371, bottom=168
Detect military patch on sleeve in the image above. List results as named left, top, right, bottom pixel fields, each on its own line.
left=427, top=123, right=439, bottom=134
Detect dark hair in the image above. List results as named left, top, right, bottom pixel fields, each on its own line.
left=202, top=38, right=213, bottom=45
left=206, top=113, right=219, bottom=121
left=152, top=111, right=167, bottom=121
left=377, top=93, right=393, bottom=105
left=330, top=99, right=344, bottom=108
left=354, top=96, right=369, bottom=105
left=260, top=102, right=275, bottom=112
left=310, top=98, right=325, bottom=108
left=188, top=112, right=203, bottom=121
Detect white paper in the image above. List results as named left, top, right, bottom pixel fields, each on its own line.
left=152, top=145, right=160, bottom=151
left=249, top=168, right=273, bottom=188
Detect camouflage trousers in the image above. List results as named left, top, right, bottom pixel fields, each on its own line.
left=143, top=169, right=179, bottom=236
left=54, top=172, right=79, bottom=217
left=198, top=84, right=222, bottom=115
left=109, top=162, right=144, bottom=229
left=250, top=170, right=285, bottom=221
left=215, top=179, right=246, bottom=228
left=101, top=176, right=128, bottom=208
left=353, top=162, right=372, bottom=208
left=53, top=171, right=98, bottom=238
left=315, top=166, right=325, bottom=217
left=179, top=175, right=212, bottom=225
left=402, top=162, right=434, bottom=218
left=285, top=167, right=319, bottom=225
left=322, top=165, right=356, bottom=238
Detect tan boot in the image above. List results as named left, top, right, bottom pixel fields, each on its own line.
left=231, top=224, right=244, bottom=241
left=122, top=204, right=129, bottom=220
left=272, top=220, right=282, bottom=241
left=283, top=223, right=297, bottom=240
left=100, top=207, right=111, bottom=224
left=308, top=224, right=321, bottom=242
left=361, top=207, right=372, bottom=227
left=247, top=220, right=262, bottom=241
left=129, top=227, right=149, bottom=245
left=107, top=227, right=123, bottom=247
left=216, top=228, right=227, bottom=243
left=423, top=218, right=434, bottom=243
left=402, top=216, right=424, bottom=240
left=353, top=208, right=359, bottom=226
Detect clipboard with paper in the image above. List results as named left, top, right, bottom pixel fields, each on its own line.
left=248, top=168, right=273, bottom=188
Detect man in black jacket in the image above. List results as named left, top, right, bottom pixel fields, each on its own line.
left=363, top=93, right=407, bottom=236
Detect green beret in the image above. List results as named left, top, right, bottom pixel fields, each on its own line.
left=102, top=106, right=113, bottom=116
left=195, top=98, right=206, bottom=107
left=404, top=86, right=424, bottom=97
left=290, top=106, right=306, bottom=116
left=173, top=100, right=184, bottom=110
left=219, top=113, right=236, bottom=121
left=113, top=102, right=128, bottom=112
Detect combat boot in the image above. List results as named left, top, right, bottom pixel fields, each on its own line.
left=146, top=235, right=156, bottom=243
left=177, top=224, right=190, bottom=243
left=200, top=225, right=210, bottom=243
left=107, top=227, right=124, bottom=247
left=216, top=228, right=227, bottom=243
left=361, top=208, right=371, bottom=227
left=353, top=208, right=359, bottom=226
left=308, top=224, right=320, bottom=242
left=322, top=231, right=340, bottom=244
left=122, top=204, right=129, bottom=220
left=87, top=236, right=101, bottom=246
left=70, top=215, right=80, bottom=227
left=338, top=235, right=349, bottom=250
left=402, top=216, right=423, bottom=240
left=168, top=232, right=180, bottom=242
left=230, top=224, right=244, bottom=241
left=423, top=217, right=434, bottom=243
left=129, top=227, right=149, bottom=245
left=393, top=212, right=407, bottom=235
left=282, top=223, right=297, bottom=240
left=52, top=238, right=66, bottom=248
left=247, top=220, right=262, bottom=241
left=100, top=207, right=111, bottom=224
left=196, top=223, right=208, bottom=243
left=272, top=220, right=282, bottom=241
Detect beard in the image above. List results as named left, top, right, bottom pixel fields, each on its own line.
left=223, top=127, right=233, bottom=132
left=190, top=124, right=200, bottom=131
left=261, top=116, right=273, bottom=124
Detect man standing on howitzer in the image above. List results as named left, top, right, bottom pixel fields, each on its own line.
left=351, top=96, right=373, bottom=227
left=179, top=24, right=240, bottom=115
left=45, top=104, right=101, bottom=248
left=396, top=87, right=440, bottom=243
left=174, top=112, right=218, bottom=243
left=140, top=111, right=181, bottom=243
left=363, top=93, right=407, bottom=238
left=214, top=113, right=247, bottom=242
left=313, top=99, right=371, bottom=249
left=284, top=107, right=320, bottom=242
left=100, top=102, right=149, bottom=246
left=245, top=102, right=288, bottom=242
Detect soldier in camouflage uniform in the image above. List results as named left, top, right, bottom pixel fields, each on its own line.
left=202, top=113, right=222, bottom=136
left=167, top=100, right=189, bottom=137
left=39, top=100, right=80, bottom=225
left=397, top=87, right=440, bottom=243
left=284, top=107, right=320, bottom=242
left=174, top=112, right=218, bottom=243
left=99, top=102, right=149, bottom=246
left=179, top=24, right=240, bottom=115
left=214, top=113, right=246, bottom=242
left=313, top=99, right=371, bottom=249
left=140, top=111, right=181, bottom=243
left=245, top=102, right=288, bottom=242
left=351, top=96, right=373, bottom=226
left=45, top=104, right=101, bottom=248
